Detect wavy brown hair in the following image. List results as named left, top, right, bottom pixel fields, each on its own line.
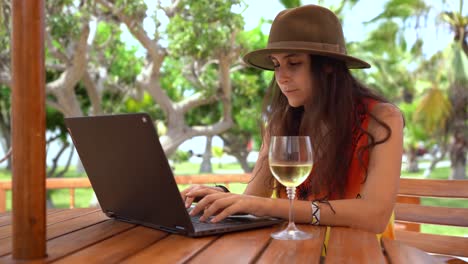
left=261, top=55, right=392, bottom=199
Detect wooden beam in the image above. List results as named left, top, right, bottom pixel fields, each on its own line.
left=11, top=0, right=46, bottom=259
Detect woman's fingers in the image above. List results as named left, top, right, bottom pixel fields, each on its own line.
left=195, top=193, right=246, bottom=222
left=205, top=200, right=241, bottom=223
left=180, top=185, right=197, bottom=201
left=190, top=192, right=227, bottom=216
left=181, top=185, right=224, bottom=208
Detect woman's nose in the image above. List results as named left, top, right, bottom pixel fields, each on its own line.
left=276, top=68, right=290, bottom=85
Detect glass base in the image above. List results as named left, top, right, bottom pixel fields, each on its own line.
left=271, top=226, right=313, bottom=240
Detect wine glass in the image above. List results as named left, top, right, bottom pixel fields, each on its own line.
left=269, top=136, right=313, bottom=240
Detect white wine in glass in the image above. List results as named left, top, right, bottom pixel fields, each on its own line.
left=269, top=136, right=313, bottom=240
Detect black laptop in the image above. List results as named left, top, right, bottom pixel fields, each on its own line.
left=64, top=113, right=282, bottom=237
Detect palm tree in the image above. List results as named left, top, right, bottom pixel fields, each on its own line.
left=367, top=0, right=467, bottom=179
left=415, top=1, right=467, bottom=179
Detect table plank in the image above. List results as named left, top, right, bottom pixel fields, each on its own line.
left=256, top=225, right=326, bottom=264
left=382, top=237, right=440, bottom=264
left=0, top=219, right=135, bottom=263
left=0, top=210, right=109, bottom=256
left=189, top=226, right=274, bottom=264
left=52, top=226, right=167, bottom=263
left=121, top=234, right=218, bottom=264
left=47, top=208, right=99, bottom=225
left=325, top=227, right=386, bottom=264
left=0, top=208, right=99, bottom=239
left=0, top=208, right=68, bottom=227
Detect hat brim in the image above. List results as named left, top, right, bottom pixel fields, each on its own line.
left=243, top=48, right=371, bottom=70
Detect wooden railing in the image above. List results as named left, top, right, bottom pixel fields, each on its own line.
left=394, top=178, right=468, bottom=258
left=0, top=174, right=251, bottom=212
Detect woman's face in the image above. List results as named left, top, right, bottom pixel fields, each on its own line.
left=270, top=53, right=314, bottom=107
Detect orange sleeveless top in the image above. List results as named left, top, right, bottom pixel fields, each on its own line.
left=277, top=98, right=395, bottom=239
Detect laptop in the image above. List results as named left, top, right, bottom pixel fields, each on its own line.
left=64, top=113, right=282, bottom=237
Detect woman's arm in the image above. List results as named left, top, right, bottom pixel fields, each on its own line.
left=294, top=103, right=404, bottom=233
left=192, top=103, right=403, bottom=233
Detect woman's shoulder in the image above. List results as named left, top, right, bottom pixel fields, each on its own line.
left=371, top=102, right=403, bottom=120
left=359, top=98, right=403, bottom=123
left=368, top=102, right=404, bottom=134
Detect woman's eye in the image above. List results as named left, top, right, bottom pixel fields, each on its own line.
left=273, top=64, right=280, bottom=68
left=289, top=62, right=302, bottom=66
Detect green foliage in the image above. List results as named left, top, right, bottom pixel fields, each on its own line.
left=399, top=102, right=429, bottom=149
left=170, top=149, right=192, bottom=163
left=46, top=1, right=83, bottom=50
left=367, top=20, right=400, bottom=52
left=0, top=85, right=11, bottom=110
left=160, top=58, right=193, bottom=101
left=367, top=0, right=430, bottom=23
left=237, top=21, right=269, bottom=57
left=94, top=22, right=143, bottom=84
left=212, top=146, right=224, bottom=158
left=113, top=0, right=147, bottom=19
left=186, top=102, right=223, bottom=126
left=447, top=42, right=468, bottom=85
left=279, top=0, right=302, bottom=8
left=118, top=92, right=165, bottom=121
left=414, top=88, right=452, bottom=134
left=46, top=107, right=68, bottom=142
left=166, top=0, right=244, bottom=59
left=0, top=4, right=8, bottom=51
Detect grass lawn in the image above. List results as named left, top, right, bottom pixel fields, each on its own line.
left=1, top=160, right=467, bottom=237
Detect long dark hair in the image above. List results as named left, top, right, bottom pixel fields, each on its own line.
left=262, top=55, right=392, bottom=199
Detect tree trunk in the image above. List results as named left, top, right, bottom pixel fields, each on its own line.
left=199, top=136, right=213, bottom=173
left=220, top=133, right=253, bottom=173
left=232, top=152, right=252, bottom=173
left=423, top=144, right=446, bottom=178
left=449, top=132, right=467, bottom=180
left=406, top=147, right=419, bottom=172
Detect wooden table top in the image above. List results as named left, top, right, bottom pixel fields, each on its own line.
left=0, top=208, right=439, bottom=263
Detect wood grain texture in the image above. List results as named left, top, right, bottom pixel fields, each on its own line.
left=53, top=226, right=167, bottom=263
left=0, top=220, right=134, bottom=263
left=11, top=0, right=46, bottom=259
left=382, top=237, right=440, bottom=264
left=121, top=234, right=218, bottom=264
left=189, top=226, right=274, bottom=264
left=396, top=230, right=468, bottom=257
left=256, top=225, right=326, bottom=264
left=0, top=210, right=109, bottom=256
left=0, top=209, right=96, bottom=240
left=395, top=203, right=468, bottom=227
left=325, top=227, right=386, bottom=264
left=399, top=179, right=468, bottom=198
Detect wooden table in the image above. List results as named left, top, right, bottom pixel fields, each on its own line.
left=0, top=208, right=439, bottom=263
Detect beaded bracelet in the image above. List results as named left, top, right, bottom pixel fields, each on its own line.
left=215, top=184, right=230, bottom=193
left=311, top=201, right=320, bottom=225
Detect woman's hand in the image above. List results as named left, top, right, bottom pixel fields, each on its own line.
left=189, top=193, right=272, bottom=223
left=180, top=185, right=226, bottom=208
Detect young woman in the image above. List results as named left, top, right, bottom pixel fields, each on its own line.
left=181, top=4, right=403, bottom=238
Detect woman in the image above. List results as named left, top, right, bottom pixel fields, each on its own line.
left=181, top=4, right=403, bottom=238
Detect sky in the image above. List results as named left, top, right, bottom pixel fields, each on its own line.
left=1, top=0, right=455, bottom=167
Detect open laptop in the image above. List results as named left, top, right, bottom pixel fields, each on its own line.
left=64, top=113, right=282, bottom=237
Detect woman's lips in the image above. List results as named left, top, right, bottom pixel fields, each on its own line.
left=282, top=89, right=299, bottom=94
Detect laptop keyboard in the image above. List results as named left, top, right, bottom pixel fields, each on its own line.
left=191, top=214, right=253, bottom=229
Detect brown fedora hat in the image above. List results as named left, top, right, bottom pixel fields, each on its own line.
left=243, top=5, right=370, bottom=70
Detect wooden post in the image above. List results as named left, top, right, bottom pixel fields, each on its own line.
left=70, top=188, right=75, bottom=209
left=11, top=0, right=46, bottom=259
left=0, top=189, right=6, bottom=212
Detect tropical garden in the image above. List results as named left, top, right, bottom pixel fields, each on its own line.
left=0, top=0, right=466, bottom=235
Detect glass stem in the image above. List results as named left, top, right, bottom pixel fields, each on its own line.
left=286, top=187, right=296, bottom=228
